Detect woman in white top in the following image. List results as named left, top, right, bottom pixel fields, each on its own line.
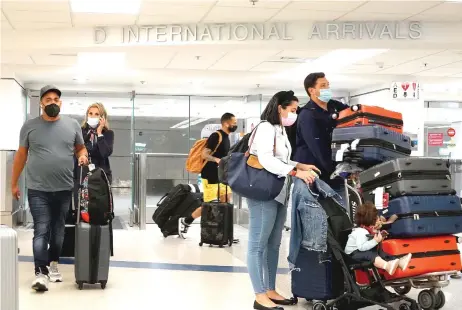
left=247, top=91, right=320, bottom=310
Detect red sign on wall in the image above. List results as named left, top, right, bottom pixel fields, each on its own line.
left=448, top=128, right=456, bottom=137
left=428, top=133, right=444, bottom=146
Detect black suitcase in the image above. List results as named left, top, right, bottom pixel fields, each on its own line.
left=160, top=190, right=202, bottom=238
left=360, top=158, right=454, bottom=201
left=153, top=184, right=202, bottom=236
left=199, top=186, right=233, bottom=247
left=332, top=126, right=411, bottom=166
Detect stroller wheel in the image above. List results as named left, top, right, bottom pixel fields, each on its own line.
left=418, top=290, right=437, bottom=310
left=313, top=301, right=327, bottom=310
left=399, top=304, right=411, bottom=310
left=393, top=284, right=412, bottom=295
left=434, top=291, right=446, bottom=309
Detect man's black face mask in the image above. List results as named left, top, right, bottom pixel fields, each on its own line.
left=43, top=104, right=60, bottom=117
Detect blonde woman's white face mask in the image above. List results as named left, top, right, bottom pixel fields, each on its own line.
left=87, top=117, right=99, bottom=128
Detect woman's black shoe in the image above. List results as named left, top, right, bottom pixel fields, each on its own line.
left=253, top=301, right=284, bottom=310
left=270, top=297, right=297, bottom=305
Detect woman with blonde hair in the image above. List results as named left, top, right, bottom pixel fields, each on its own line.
left=74, top=102, right=114, bottom=183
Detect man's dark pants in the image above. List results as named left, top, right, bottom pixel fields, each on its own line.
left=28, top=189, right=72, bottom=273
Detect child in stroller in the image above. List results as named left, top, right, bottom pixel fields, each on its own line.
left=345, top=202, right=412, bottom=276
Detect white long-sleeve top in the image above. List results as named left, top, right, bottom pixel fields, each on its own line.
left=344, top=227, right=379, bottom=254
left=248, top=121, right=298, bottom=177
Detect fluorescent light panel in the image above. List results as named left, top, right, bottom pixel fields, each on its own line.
left=70, top=0, right=141, bottom=14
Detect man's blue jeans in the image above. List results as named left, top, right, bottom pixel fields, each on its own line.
left=28, top=189, right=72, bottom=273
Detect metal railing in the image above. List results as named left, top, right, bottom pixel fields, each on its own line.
left=131, top=152, right=249, bottom=229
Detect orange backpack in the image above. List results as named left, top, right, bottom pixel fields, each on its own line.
left=186, top=131, right=222, bottom=173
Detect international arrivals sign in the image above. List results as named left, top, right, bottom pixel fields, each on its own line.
left=93, top=22, right=422, bottom=44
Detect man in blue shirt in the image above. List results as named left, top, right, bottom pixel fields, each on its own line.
left=293, top=72, right=348, bottom=185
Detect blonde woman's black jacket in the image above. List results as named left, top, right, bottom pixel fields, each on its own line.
left=74, top=125, right=114, bottom=183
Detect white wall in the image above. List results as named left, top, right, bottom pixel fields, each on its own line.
left=0, top=79, right=27, bottom=150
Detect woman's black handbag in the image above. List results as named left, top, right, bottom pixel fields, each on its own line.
left=227, top=123, right=285, bottom=201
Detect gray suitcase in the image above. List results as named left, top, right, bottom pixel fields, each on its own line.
left=0, top=225, right=19, bottom=310
left=74, top=167, right=112, bottom=290
left=360, top=158, right=454, bottom=201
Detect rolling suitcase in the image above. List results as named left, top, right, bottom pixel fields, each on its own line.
left=383, top=195, right=462, bottom=237
left=336, top=104, right=403, bottom=133
left=381, top=236, right=461, bottom=280
left=355, top=235, right=462, bottom=283
left=0, top=225, right=18, bottom=310
left=153, top=184, right=202, bottom=237
left=292, top=247, right=343, bottom=301
left=332, top=125, right=411, bottom=165
left=74, top=168, right=113, bottom=290
left=360, top=158, right=454, bottom=202
left=199, top=186, right=234, bottom=248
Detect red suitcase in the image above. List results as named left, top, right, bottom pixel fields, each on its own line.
left=336, top=104, right=403, bottom=133
left=355, top=236, right=461, bottom=284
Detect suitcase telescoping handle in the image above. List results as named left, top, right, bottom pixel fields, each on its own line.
left=76, top=166, right=84, bottom=225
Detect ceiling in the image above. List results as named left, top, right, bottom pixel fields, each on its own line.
left=2, top=1, right=462, bottom=95
left=2, top=0, right=462, bottom=30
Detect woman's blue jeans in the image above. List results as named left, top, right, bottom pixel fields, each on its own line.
left=247, top=198, right=287, bottom=294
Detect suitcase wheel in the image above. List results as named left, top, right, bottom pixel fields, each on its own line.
left=418, top=289, right=437, bottom=310
left=434, top=291, right=446, bottom=310
left=219, top=244, right=224, bottom=248
left=312, top=301, right=327, bottom=310
left=199, top=242, right=203, bottom=247
left=77, top=282, right=84, bottom=290
left=101, top=281, right=107, bottom=289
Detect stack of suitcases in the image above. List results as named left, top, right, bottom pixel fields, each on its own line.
left=332, top=104, right=462, bottom=296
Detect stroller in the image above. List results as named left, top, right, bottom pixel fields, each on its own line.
left=301, top=183, right=420, bottom=310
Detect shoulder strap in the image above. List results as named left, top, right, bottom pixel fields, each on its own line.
left=210, top=131, right=222, bottom=156
left=248, top=121, right=276, bottom=156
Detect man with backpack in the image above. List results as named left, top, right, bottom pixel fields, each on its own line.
left=180, top=113, right=237, bottom=238
left=11, top=85, right=89, bottom=292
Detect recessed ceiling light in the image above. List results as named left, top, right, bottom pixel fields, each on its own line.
left=70, top=0, right=141, bottom=14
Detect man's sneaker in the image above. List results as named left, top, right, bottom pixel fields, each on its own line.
left=178, top=217, right=190, bottom=239
left=48, top=261, right=63, bottom=283
left=31, top=272, right=49, bottom=292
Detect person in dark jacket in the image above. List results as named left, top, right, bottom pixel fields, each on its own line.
left=292, top=72, right=349, bottom=183
left=74, top=102, right=114, bottom=195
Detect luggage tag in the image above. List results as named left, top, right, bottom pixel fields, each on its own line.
left=335, top=143, right=349, bottom=162
left=351, top=139, right=360, bottom=150
left=374, top=187, right=385, bottom=210
left=88, top=164, right=96, bottom=171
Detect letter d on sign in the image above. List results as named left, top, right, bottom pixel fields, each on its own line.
left=94, top=27, right=107, bottom=44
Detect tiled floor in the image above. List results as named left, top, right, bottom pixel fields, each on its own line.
left=16, top=224, right=462, bottom=310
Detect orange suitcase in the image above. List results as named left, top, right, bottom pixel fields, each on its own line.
left=355, top=236, right=461, bottom=284
left=336, top=104, right=403, bottom=133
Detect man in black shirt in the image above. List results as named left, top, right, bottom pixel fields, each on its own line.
left=179, top=113, right=237, bottom=238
